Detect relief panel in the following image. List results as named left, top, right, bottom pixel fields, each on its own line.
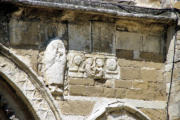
left=67, top=51, right=120, bottom=80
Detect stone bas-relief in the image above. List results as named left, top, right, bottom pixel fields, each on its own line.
left=43, top=39, right=66, bottom=95
left=68, top=51, right=120, bottom=80
left=105, top=58, right=120, bottom=80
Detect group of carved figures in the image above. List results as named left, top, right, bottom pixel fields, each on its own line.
left=68, top=53, right=120, bottom=80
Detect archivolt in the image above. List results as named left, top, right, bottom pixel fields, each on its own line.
left=88, top=101, right=151, bottom=120
left=0, top=44, right=61, bottom=120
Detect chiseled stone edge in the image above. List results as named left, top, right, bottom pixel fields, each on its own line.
left=0, top=43, right=61, bottom=120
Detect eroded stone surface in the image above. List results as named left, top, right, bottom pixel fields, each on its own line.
left=43, top=39, right=66, bottom=95
left=0, top=54, right=56, bottom=120
left=67, top=51, right=120, bottom=80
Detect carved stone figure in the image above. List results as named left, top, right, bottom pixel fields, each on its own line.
left=68, top=54, right=84, bottom=77
left=43, top=39, right=66, bottom=94
left=84, top=58, right=95, bottom=78
left=94, top=58, right=104, bottom=79
left=67, top=52, right=120, bottom=80
left=105, top=58, right=120, bottom=79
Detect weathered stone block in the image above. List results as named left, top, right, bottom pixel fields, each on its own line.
left=140, top=108, right=166, bottom=120
left=59, top=100, right=94, bottom=116
left=92, top=22, right=114, bottom=53
left=132, top=81, right=148, bottom=89
left=116, top=49, right=133, bottom=59
left=121, top=67, right=141, bottom=80
left=86, top=86, right=104, bottom=97
left=68, top=21, right=91, bottom=52
left=9, top=19, right=66, bottom=46
left=141, top=70, right=158, bottom=81
left=115, top=80, right=132, bottom=88
left=143, top=61, right=164, bottom=70
left=147, top=81, right=166, bottom=100
left=69, top=85, right=104, bottom=97
left=115, top=88, right=126, bottom=98
left=118, top=59, right=143, bottom=68
left=116, top=31, right=141, bottom=51
left=102, top=88, right=116, bottom=98
left=69, top=85, right=87, bottom=96
left=69, top=78, right=94, bottom=86
left=140, top=52, right=164, bottom=62
left=10, top=48, right=39, bottom=72
left=142, top=35, right=162, bottom=53
left=126, top=89, right=143, bottom=100
left=173, top=68, right=180, bottom=80
left=164, top=71, right=171, bottom=83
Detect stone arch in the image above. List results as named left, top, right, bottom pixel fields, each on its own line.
left=0, top=75, right=37, bottom=120
left=88, top=102, right=151, bottom=120
left=0, top=44, right=61, bottom=120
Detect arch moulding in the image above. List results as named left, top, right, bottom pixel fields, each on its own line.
left=88, top=101, right=151, bottom=120
left=0, top=43, right=61, bottom=120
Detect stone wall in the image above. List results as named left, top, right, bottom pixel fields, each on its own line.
left=67, top=54, right=165, bottom=101
left=0, top=3, right=178, bottom=120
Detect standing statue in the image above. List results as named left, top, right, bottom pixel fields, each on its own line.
left=43, top=39, right=66, bottom=95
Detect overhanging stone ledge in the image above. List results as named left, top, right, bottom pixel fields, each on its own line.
left=1, top=0, right=178, bottom=24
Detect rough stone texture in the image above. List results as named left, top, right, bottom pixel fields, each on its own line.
left=168, top=30, right=180, bottom=119
left=9, top=48, right=39, bottom=72
left=0, top=13, right=9, bottom=46
left=116, top=32, right=141, bottom=51
left=136, top=0, right=161, bottom=8
left=68, top=21, right=91, bottom=52
left=142, top=35, right=162, bottom=53
left=102, top=88, right=116, bottom=98
left=43, top=39, right=66, bottom=85
left=0, top=54, right=57, bottom=120
left=59, top=100, right=94, bottom=116
left=141, top=70, right=158, bottom=82
left=69, top=85, right=87, bottom=96
left=0, top=3, right=175, bottom=119
left=42, top=39, right=66, bottom=95
left=132, top=81, right=148, bottom=89
left=68, top=56, right=166, bottom=101
left=116, top=49, right=133, bottom=59
left=9, top=18, right=67, bottom=47
left=140, top=108, right=166, bottom=120
left=140, top=52, right=164, bottom=62
left=115, top=80, right=132, bottom=88
left=121, top=68, right=141, bottom=80
left=115, top=88, right=127, bottom=98
left=69, top=78, right=94, bottom=86
left=67, top=51, right=120, bottom=80
left=92, top=21, right=114, bottom=53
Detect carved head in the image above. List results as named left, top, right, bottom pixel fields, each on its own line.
left=73, top=55, right=83, bottom=66
left=96, top=58, right=104, bottom=67
left=106, top=58, right=117, bottom=71
left=86, top=58, right=93, bottom=65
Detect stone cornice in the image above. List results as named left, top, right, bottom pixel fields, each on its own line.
left=1, top=0, right=178, bottom=23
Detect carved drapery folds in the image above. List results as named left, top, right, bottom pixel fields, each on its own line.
left=67, top=51, right=120, bottom=80
left=43, top=39, right=66, bottom=95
